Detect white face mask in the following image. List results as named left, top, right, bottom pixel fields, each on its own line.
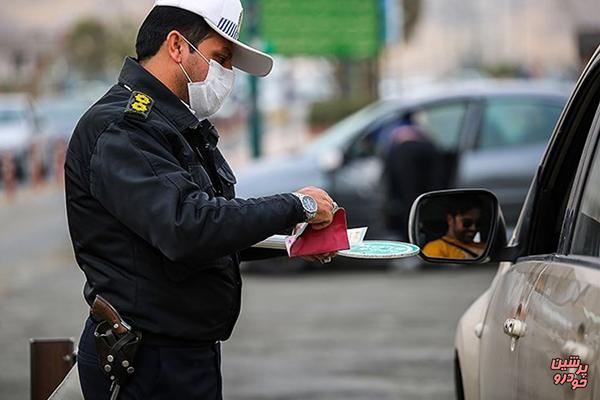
left=179, top=36, right=235, bottom=120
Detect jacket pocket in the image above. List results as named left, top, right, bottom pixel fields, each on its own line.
left=215, top=160, right=237, bottom=200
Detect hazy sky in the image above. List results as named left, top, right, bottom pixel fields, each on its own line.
left=2, top=1, right=152, bottom=34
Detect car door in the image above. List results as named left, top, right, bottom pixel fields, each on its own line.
left=328, top=112, right=404, bottom=234
left=412, top=100, right=474, bottom=188
left=457, top=96, right=565, bottom=226
left=513, top=103, right=600, bottom=399
left=478, top=259, right=550, bottom=400
left=515, top=260, right=600, bottom=399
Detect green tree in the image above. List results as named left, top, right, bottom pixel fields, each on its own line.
left=66, top=18, right=137, bottom=79
left=106, top=21, right=137, bottom=72
left=66, top=19, right=110, bottom=79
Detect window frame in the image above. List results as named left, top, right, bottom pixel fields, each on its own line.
left=409, top=99, right=472, bottom=152
left=342, top=109, right=406, bottom=161
left=343, top=98, right=473, bottom=162
left=562, top=102, right=600, bottom=258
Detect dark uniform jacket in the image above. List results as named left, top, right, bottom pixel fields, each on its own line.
left=65, top=57, right=304, bottom=344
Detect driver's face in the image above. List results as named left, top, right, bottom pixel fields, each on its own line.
left=450, top=209, right=481, bottom=243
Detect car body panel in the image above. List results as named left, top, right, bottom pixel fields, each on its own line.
left=515, top=259, right=600, bottom=398
left=455, top=261, right=517, bottom=400
left=454, top=288, right=489, bottom=400
left=235, top=153, right=325, bottom=198
left=478, top=260, right=550, bottom=400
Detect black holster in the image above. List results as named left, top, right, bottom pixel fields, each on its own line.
left=93, top=321, right=142, bottom=389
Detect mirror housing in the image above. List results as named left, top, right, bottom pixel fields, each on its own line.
left=408, top=189, right=508, bottom=264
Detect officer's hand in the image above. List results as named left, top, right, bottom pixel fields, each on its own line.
left=302, top=252, right=338, bottom=264
left=296, top=186, right=335, bottom=230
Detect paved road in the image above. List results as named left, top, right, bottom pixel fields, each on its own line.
left=0, top=186, right=495, bottom=399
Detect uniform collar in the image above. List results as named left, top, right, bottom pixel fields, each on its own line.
left=118, top=57, right=203, bottom=133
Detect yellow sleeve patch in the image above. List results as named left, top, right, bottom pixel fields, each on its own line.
left=124, top=91, right=154, bottom=119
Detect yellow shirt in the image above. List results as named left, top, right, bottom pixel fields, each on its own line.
left=422, top=236, right=486, bottom=259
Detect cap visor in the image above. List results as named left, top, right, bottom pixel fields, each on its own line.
left=205, top=19, right=273, bottom=77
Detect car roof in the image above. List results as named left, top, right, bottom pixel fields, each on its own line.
left=382, top=79, right=573, bottom=109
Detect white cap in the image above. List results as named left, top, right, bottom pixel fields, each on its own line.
left=154, top=0, right=273, bottom=76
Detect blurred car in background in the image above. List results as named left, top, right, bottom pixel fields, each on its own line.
left=37, top=98, right=89, bottom=144
left=36, top=91, right=99, bottom=178
left=0, top=94, right=41, bottom=181
left=236, top=80, right=571, bottom=270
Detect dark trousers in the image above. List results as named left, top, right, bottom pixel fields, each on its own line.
left=77, top=318, right=223, bottom=400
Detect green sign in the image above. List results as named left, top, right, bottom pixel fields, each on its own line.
left=258, top=0, right=382, bottom=58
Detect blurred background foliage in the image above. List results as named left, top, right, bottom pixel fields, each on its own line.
left=66, top=19, right=137, bottom=80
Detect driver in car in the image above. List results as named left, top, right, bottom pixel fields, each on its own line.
left=422, top=200, right=486, bottom=259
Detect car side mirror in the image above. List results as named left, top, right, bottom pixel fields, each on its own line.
left=408, top=189, right=507, bottom=263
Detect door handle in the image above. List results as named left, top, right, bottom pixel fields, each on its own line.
left=503, top=318, right=527, bottom=338
left=503, top=318, right=527, bottom=352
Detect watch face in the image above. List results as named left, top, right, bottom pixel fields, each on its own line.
left=302, top=196, right=318, bottom=213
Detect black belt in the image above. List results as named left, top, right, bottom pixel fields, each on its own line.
left=88, top=314, right=217, bottom=348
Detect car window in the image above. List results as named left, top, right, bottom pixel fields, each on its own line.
left=345, top=114, right=405, bottom=160
left=347, top=102, right=467, bottom=159
left=527, top=88, right=600, bottom=256
left=412, top=102, right=467, bottom=151
left=478, top=99, right=563, bottom=149
left=570, top=134, right=600, bottom=257
left=304, top=101, right=400, bottom=155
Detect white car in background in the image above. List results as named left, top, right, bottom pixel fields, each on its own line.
left=410, top=46, right=600, bottom=399
left=0, top=94, right=41, bottom=180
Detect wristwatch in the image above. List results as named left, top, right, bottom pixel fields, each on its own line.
left=292, top=192, right=318, bottom=221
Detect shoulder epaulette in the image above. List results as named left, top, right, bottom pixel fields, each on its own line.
left=124, top=91, right=154, bottom=120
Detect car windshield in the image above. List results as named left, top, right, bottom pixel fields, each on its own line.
left=303, top=101, right=400, bottom=155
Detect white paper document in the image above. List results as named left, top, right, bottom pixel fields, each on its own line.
left=253, top=227, right=368, bottom=252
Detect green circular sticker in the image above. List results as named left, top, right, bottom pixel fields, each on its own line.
left=338, top=241, right=420, bottom=259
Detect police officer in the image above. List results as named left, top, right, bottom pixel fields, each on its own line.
left=65, top=1, right=336, bottom=398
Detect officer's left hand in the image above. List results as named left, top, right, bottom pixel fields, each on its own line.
left=302, top=252, right=337, bottom=264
